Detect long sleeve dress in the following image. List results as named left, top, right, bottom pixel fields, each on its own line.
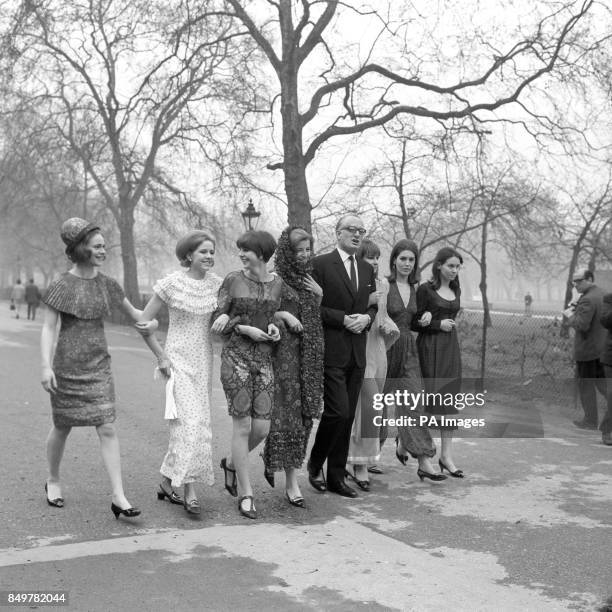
left=415, top=282, right=462, bottom=426
left=153, top=270, right=222, bottom=487
left=385, top=282, right=436, bottom=457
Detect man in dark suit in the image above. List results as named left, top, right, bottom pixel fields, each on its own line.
left=563, top=268, right=606, bottom=430
left=599, top=292, right=612, bottom=445
left=307, top=214, right=377, bottom=498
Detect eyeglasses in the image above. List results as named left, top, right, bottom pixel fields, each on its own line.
left=340, top=226, right=367, bottom=236
left=572, top=278, right=586, bottom=284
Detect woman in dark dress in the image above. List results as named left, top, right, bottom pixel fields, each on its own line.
left=416, top=246, right=464, bottom=478
left=385, top=239, right=445, bottom=481
left=211, top=230, right=282, bottom=519
left=40, top=218, right=143, bottom=519
left=263, top=227, right=324, bottom=507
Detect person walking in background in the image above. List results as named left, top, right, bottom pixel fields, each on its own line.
left=385, top=239, right=445, bottom=482
left=416, top=247, right=465, bottom=479
left=211, top=230, right=282, bottom=520
left=600, top=292, right=612, bottom=446
left=25, top=278, right=42, bottom=320
left=135, top=231, right=222, bottom=515
left=40, top=218, right=143, bottom=520
left=10, top=278, right=25, bottom=319
left=524, top=292, right=533, bottom=316
left=563, top=268, right=606, bottom=430
left=262, top=227, right=324, bottom=507
left=346, top=239, right=399, bottom=490
left=306, top=214, right=377, bottom=499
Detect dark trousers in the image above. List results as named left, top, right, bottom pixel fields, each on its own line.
left=601, top=365, right=612, bottom=434
left=576, top=359, right=606, bottom=426
left=27, top=303, right=38, bottom=320
left=309, top=355, right=364, bottom=485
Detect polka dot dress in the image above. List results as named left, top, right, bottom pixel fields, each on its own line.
left=153, top=270, right=222, bottom=487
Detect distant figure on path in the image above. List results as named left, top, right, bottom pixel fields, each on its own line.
left=25, top=278, right=42, bottom=320
left=524, top=292, right=533, bottom=316
left=10, top=279, right=25, bottom=319
left=563, top=268, right=606, bottom=430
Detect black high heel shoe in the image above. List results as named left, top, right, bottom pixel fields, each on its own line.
left=44, top=483, right=64, bottom=508
left=285, top=491, right=305, bottom=508
left=111, top=503, right=141, bottom=519
left=157, top=484, right=183, bottom=505
left=264, top=467, right=275, bottom=488
left=346, top=468, right=370, bottom=492
left=220, top=458, right=238, bottom=497
left=417, top=468, right=447, bottom=482
left=438, top=459, right=464, bottom=478
left=395, top=436, right=409, bottom=466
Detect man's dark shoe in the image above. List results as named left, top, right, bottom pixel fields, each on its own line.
left=327, top=481, right=358, bottom=498
left=307, top=462, right=326, bottom=492
left=602, top=433, right=612, bottom=446
left=573, top=419, right=598, bottom=430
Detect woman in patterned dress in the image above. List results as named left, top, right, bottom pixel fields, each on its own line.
left=40, top=218, right=142, bottom=519
left=262, top=227, right=324, bottom=507
left=385, top=239, right=445, bottom=482
left=346, top=239, right=399, bottom=489
left=211, top=230, right=282, bottom=520
left=416, top=247, right=465, bottom=478
left=136, top=231, right=222, bottom=515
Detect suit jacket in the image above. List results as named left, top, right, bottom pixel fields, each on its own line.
left=600, top=292, right=612, bottom=366
left=567, top=284, right=605, bottom=361
left=312, top=249, right=377, bottom=368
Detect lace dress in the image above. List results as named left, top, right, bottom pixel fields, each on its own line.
left=42, top=273, right=125, bottom=427
left=154, top=270, right=222, bottom=487
left=214, top=270, right=283, bottom=419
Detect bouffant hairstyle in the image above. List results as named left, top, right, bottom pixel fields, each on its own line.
left=236, top=230, right=277, bottom=263
left=430, top=246, right=463, bottom=293
left=288, top=227, right=313, bottom=250
left=68, top=230, right=104, bottom=264
left=175, top=231, right=216, bottom=267
left=388, top=239, right=419, bottom=285
left=356, top=238, right=380, bottom=261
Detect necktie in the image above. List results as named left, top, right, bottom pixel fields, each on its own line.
left=349, top=255, right=357, bottom=290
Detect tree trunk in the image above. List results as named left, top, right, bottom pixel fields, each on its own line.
left=117, top=200, right=140, bottom=307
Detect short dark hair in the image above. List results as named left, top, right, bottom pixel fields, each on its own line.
left=335, top=213, right=361, bottom=232
left=584, top=270, right=594, bottom=282
left=67, top=229, right=103, bottom=264
left=388, top=239, right=419, bottom=285
left=356, top=239, right=380, bottom=261
left=430, top=246, right=463, bottom=293
left=236, top=230, right=277, bottom=263
left=175, top=231, right=216, bottom=267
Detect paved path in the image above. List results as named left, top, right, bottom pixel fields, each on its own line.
left=0, top=304, right=610, bottom=611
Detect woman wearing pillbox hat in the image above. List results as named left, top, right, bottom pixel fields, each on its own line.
left=40, top=218, right=144, bottom=519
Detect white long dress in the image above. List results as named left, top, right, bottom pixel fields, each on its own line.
left=153, top=270, right=222, bottom=487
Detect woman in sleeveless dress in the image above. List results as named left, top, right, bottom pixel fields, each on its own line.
left=41, top=218, right=143, bottom=519
left=136, top=231, right=222, bottom=515
left=346, top=239, right=399, bottom=489
left=385, top=239, right=445, bottom=482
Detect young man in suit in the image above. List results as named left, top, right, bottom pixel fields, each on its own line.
left=307, top=214, right=378, bottom=498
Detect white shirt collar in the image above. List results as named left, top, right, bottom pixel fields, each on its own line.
left=336, top=246, right=355, bottom=262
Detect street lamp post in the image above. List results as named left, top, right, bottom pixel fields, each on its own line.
left=241, top=198, right=261, bottom=231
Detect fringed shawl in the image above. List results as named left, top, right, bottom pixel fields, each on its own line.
left=275, top=227, right=324, bottom=420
